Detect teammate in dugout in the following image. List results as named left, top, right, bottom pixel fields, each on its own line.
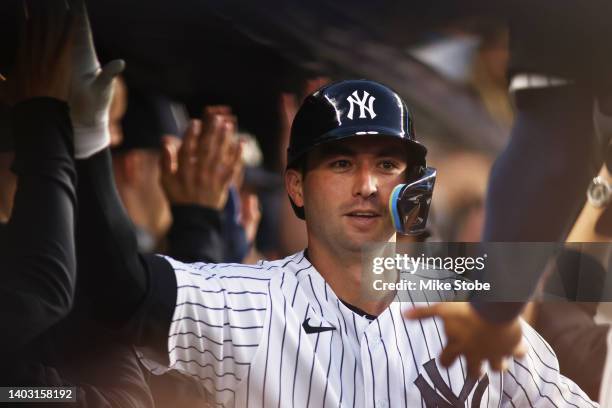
left=81, top=79, right=597, bottom=407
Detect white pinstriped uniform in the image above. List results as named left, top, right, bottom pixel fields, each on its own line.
left=139, top=251, right=597, bottom=408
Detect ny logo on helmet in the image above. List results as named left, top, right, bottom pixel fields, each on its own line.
left=346, top=90, right=376, bottom=120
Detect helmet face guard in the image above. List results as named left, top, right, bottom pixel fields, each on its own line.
left=390, top=167, right=436, bottom=236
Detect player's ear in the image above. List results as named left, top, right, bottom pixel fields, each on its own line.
left=285, top=168, right=305, bottom=208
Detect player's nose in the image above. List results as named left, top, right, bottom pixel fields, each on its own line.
left=351, top=164, right=378, bottom=198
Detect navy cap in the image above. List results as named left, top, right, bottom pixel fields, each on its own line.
left=115, top=88, right=188, bottom=152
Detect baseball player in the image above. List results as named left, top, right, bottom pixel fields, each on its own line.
left=81, top=79, right=597, bottom=407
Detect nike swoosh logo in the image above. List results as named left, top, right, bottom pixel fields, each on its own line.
left=302, top=318, right=336, bottom=334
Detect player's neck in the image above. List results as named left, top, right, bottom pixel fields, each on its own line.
left=306, top=243, right=392, bottom=316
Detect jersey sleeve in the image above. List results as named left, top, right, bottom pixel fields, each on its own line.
left=166, top=204, right=225, bottom=263
left=501, top=321, right=598, bottom=407
left=138, top=257, right=273, bottom=404
left=1, top=98, right=77, bottom=352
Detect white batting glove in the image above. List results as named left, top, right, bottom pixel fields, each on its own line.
left=69, top=0, right=125, bottom=159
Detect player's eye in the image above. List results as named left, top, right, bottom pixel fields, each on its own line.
left=379, top=160, right=400, bottom=172
left=330, top=159, right=352, bottom=169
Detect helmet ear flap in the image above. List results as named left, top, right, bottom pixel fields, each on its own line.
left=405, top=164, right=425, bottom=183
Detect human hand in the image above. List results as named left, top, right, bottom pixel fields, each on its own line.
left=68, top=0, right=124, bottom=158
left=161, top=107, right=243, bottom=209
left=240, top=192, right=261, bottom=246
left=405, top=302, right=526, bottom=379
left=10, top=0, right=76, bottom=103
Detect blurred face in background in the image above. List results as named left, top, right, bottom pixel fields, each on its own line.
left=109, top=80, right=171, bottom=250
left=112, top=147, right=171, bottom=249
left=477, top=28, right=509, bottom=88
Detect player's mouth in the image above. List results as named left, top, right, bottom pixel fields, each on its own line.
left=344, top=209, right=382, bottom=228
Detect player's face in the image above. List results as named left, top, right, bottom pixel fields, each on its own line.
left=289, top=136, right=410, bottom=254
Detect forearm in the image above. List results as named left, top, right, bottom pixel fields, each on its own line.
left=75, top=149, right=176, bottom=353
left=483, top=86, right=598, bottom=242
left=476, top=86, right=600, bottom=322
left=0, top=98, right=77, bottom=351
left=567, top=163, right=612, bottom=242
left=75, top=148, right=148, bottom=325
left=167, top=205, right=225, bottom=263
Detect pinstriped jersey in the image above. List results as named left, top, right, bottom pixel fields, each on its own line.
left=139, top=251, right=597, bottom=408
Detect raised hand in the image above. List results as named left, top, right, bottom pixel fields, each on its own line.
left=10, top=0, right=76, bottom=103
left=405, top=302, right=526, bottom=379
left=68, top=0, right=125, bottom=158
left=240, top=192, right=261, bottom=246
left=161, top=106, right=243, bottom=210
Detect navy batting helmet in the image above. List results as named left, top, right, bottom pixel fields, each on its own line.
left=286, top=79, right=430, bottom=222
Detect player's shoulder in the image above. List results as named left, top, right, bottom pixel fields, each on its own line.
left=519, top=317, right=558, bottom=360
left=158, top=251, right=308, bottom=282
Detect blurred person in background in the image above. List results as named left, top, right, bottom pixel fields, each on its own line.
left=237, top=131, right=281, bottom=263
left=0, top=3, right=157, bottom=406
left=411, top=20, right=510, bottom=244
left=276, top=78, right=330, bottom=257
left=468, top=21, right=513, bottom=130
left=409, top=3, right=611, bottom=384
left=132, top=100, right=253, bottom=265
left=75, top=100, right=242, bottom=405
left=532, top=145, right=612, bottom=400
left=108, top=75, right=127, bottom=147
left=0, top=0, right=78, bottom=358
left=161, top=106, right=246, bottom=265
left=410, top=18, right=513, bottom=151
left=112, top=86, right=175, bottom=253
left=429, top=151, right=492, bottom=242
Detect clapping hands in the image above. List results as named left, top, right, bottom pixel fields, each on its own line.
left=161, top=106, right=243, bottom=210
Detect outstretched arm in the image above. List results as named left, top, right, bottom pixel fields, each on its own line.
left=0, top=1, right=77, bottom=352
left=404, top=302, right=525, bottom=379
